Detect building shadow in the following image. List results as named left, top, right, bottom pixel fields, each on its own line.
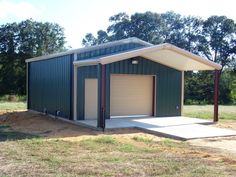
left=0, top=110, right=142, bottom=142
left=0, top=125, right=39, bottom=141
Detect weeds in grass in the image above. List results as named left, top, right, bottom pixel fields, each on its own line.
left=94, top=136, right=116, bottom=144
left=118, top=143, right=138, bottom=152
left=159, top=138, right=187, bottom=148
left=191, top=166, right=209, bottom=175
left=79, top=136, right=117, bottom=151
left=0, top=132, right=234, bottom=176
left=161, top=138, right=175, bottom=146
left=132, top=136, right=154, bottom=143
left=0, top=110, right=235, bottom=176
left=106, top=157, right=124, bottom=163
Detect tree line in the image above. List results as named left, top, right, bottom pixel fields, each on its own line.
left=0, top=19, right=66, bottom=95
left=0, top=12, right=235, bottom=104
left=82, top=11, right=236, bottom=104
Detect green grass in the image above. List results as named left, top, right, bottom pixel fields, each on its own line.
left=0, top=95, right=26, bottom=102
left=0, top=101, right=26, bottom=111
left=118, top=143, right=139, bottom=152
left=132, top=135, right=154, bottom=143
left=0, top=101, right=235, bottom=121
left=0, top=105, right=235, bottom=176
left=79, top=137, right=142, bottom=153
left=0, top=135, right=234, bottom=176
left=183, top=105, right=236, bottom=120
left=94, top=136, right=117, bottom=144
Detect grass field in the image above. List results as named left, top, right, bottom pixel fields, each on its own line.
left=0, top=126, right=235, bottom=176
left=183, top=105, right=236, bottom=120
left=0, top=101, right=26, bottom=111
left=1, top=101, right=235, bottom=120
left=0, top=106, right=236, bottom=176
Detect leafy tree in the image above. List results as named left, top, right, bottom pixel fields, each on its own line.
left=231, top=72, right=236, bottom=103
left=184, top=71, right=214, bottom=104
left=82, top=11, right=236, bottom=104
left=82, top=33, right=97, bottom=47
left=198, top=16, right=236, bottom=71
left=107, top=12, right=131, bottom=41
left=0, top=19, right=66, bottom=95
left=82, top=11, right=203, bottom=52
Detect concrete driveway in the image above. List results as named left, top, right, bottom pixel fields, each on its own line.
left=77, top=116, right=236, bottom=140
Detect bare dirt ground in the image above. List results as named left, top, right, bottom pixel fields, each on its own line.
left=0, top=110, right=236, bottom=176
left=0, top=110, right=143, bottom=138
left=1, top=110, right=236, bottom=156
left=188, top=120, right=236, bottom=155
left=189, top=136, right=236, bottom=155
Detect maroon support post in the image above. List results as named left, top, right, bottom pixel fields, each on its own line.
left=213, top=70, right=220, bottom=122
left=152, top=76, right=155, bottom=116
left=100, top=64, right=106, bottom=130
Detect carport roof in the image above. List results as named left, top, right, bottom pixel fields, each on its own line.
left=74, top=43, right=222, bottom=71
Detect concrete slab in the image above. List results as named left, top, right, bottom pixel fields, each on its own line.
left=142, top=124, right=236, bottom=140
left=131, top=116, right=212, bottom=127
left=77, top=116, right=236, bottom=140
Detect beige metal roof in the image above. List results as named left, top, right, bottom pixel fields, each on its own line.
left=96, top=43, right=222, bottom=71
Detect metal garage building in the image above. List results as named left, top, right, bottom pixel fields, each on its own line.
left=25, top=37, right=221, bottom=129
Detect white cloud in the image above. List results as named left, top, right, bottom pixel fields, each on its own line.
left=0, top=1, right=41, bottom=19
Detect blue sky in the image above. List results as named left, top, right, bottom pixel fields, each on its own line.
left=0, top=0, right=235, bottom=48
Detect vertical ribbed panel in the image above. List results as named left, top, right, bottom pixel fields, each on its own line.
left=105, top=57, right=182, bottom=117
left=77, top=65, right=97, bottom=120
left=76, top=56, right=182, bottom=120
left=28, top=54, right=73, bottom=119
left=77, top=43, right=145, bottom=60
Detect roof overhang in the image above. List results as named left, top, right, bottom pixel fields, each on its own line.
left=73, top=43, right=222, bottom=71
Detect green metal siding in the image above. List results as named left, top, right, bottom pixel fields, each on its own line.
left=77, top=43, right=145, bottom=61
left=77, top=57, right=182, bottom=120
left=28, top=54, right=73, bottom=119
left=105, top=57, right=182, bottom=118
left=77, top=65, right=97, bottom=120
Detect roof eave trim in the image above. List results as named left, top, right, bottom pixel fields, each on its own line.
left=100, top=44, right=166, bottom=65
left=99, top=43, right=222, bottom=70
left=25, top=37, right=152, bottom=63
left=73, top=59, right=100, bottom=67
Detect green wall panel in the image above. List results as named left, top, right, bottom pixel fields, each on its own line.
left=105, top=57, right=182, bottom=118
left=28, top=54, right=73, bottom=119
left=76, top=56, right=182, bottom=120
left=77, top=65, right=97, bottom=120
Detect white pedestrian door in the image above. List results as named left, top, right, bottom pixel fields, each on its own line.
left=84, top=79, right=98, bottom=119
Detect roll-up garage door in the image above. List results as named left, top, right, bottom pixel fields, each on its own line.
left=110, top=74, right=153, bottom=117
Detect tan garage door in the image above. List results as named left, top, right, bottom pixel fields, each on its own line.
left=110, top=74, right=153, bottom=117
left=84, top=79, right=98, bottom=119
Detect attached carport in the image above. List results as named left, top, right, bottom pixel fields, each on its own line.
left=73, top=43, right=222, bottom=130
